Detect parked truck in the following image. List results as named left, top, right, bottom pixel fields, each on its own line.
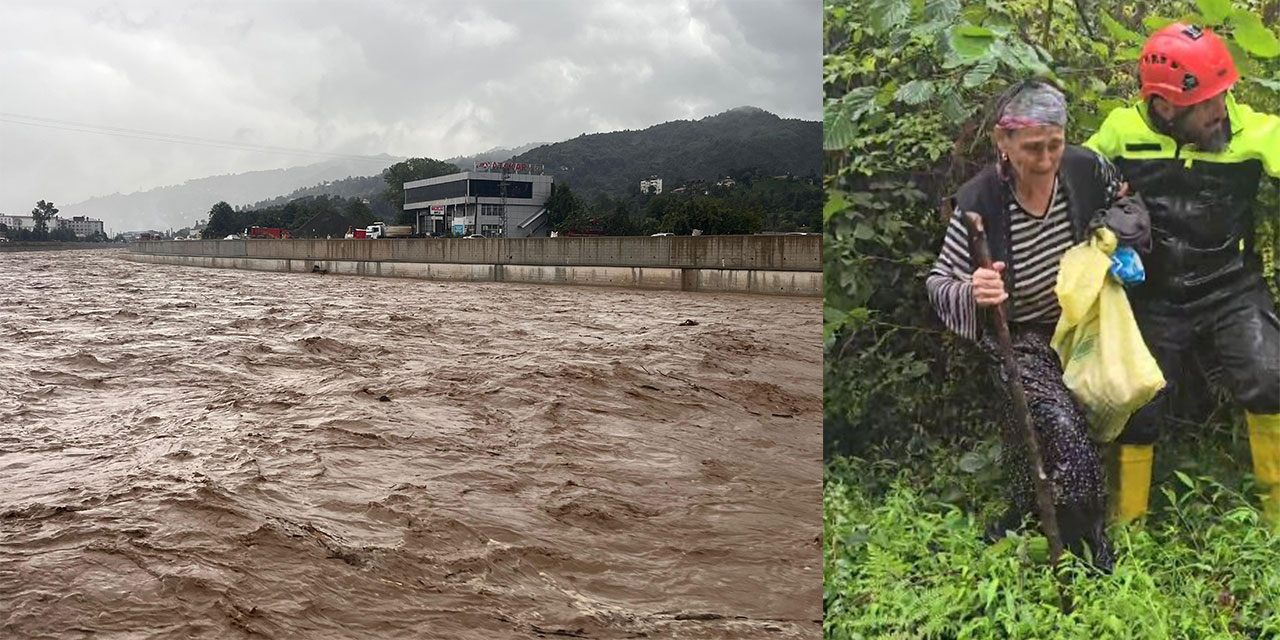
left=248, top=226, right=291, bottom=239
left=365, top=222, right=413, bottom=239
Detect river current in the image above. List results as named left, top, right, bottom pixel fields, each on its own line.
left=0, top=249, right=820, bottom=639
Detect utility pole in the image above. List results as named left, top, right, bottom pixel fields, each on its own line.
left=499, top=163, right=509, bottom=238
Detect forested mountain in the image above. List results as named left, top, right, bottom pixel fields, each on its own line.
left=511, top=106, right=820, bottom=197
left=243, top=174, right=385, bottom=211
left=61, top=156, right=399, bottom=232
left=444, top=142, right=547, bottom=172
left=62, top=107, right=817, bottom=234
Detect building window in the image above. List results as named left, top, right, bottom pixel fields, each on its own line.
left=405, top=180, right=467, bottom=205
left=469, top=179, right=533, bottom=199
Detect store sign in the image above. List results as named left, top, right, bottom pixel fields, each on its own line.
left=453, top=222, right=466, bottom=235
left=430, top=206, right=445, bottom=215
left=475, top=161, right=544, bottom=174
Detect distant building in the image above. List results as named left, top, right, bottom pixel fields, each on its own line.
left=403, top=164, right=554, bottom=238
left=714, top=176, right=736, bottom=188
left=0, top=215, right=35, bottom=230
left=0, top=214, right=103, bottom=237
left=640, top=176, right=663, bottom=194
left=61, top=216, right=105, bottom=237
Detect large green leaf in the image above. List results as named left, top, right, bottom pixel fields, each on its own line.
left=823, top=191, right=850, bottom=223
left=923, top=0, right=961, bottom=24
left=950, top=26, right=995, bottom=59
left=1195, top=0, right=1231, bottom=24
left=963, top=58, right=997, bottom=88
left=1224, top=38, right=1261, bottom=76
left=895, top=79, right=936, bottom=105
left=1143, top=16, right=1176, bottom=31
left=954, top=25, right=995, bottom=37
left=848, top=85, right=879, bottom=115
left=1231, top=11, right=1280, bottom=58
left=996, top=39, right=1052, bottom=76
left=1117, top=45, right=1143, bottom=61
left=869, top=0, right=912, bottom=35
left=1248, top=76, right=1280, bottom=92
left=941, top=91, right=973, bottom=123
left=1100, top=13, right=1143, bottom=43
left=824, top=95, right=868, bottom=151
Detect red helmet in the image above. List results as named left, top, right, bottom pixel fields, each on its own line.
left=1139, top=23, right=1237, bottom=107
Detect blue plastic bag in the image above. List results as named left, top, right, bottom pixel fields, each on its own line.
left=1110, top=245, right=1145, bottom=286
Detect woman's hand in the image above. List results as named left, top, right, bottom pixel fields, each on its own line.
left=972, top=261, right=1008, bottom=307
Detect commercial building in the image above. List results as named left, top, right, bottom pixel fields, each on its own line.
left=0, top=215, right=34, bottom=230
left=0, top=215, right=105, bottom=237
left=62, top=216, right=105, bottom=237
left=403, top=163, right=554, bottom=238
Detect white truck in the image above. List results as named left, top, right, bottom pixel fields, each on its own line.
left=365, top=222, right=414, bottom=239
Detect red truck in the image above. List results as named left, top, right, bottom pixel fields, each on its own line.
left=248, top=226, right=290, bottom=239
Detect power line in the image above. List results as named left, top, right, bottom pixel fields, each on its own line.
left=0, top=111, right=397, bottom=165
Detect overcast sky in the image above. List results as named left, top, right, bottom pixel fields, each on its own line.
left=0, top=1, right=819, bottom=215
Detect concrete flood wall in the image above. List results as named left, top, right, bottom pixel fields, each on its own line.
left=124, top=235, right=822, bottom=296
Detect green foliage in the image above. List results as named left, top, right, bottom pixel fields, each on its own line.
left=30, top=200, right=58, bottom=237
left=825, top=440, right=1280, bottom=637
left=379, top=157, right=461, bottom=223
left=511, top=107, right=820, bottom=200
left=822, top=0, right=1280, bottom=457
left=226, top=194, right=379, bottom=238
left=204, top=201, right=239, bottom=238
left=546, top=182, right=586, bottom=231
left=245, top=173, right=393, bottom=221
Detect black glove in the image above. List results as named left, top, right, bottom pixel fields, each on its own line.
left=1090, top=195, right=1151, bottom=252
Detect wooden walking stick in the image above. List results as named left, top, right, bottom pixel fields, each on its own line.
left=945, top=197, right=1071, bottom=609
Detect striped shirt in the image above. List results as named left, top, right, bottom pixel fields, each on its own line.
left=926, top=178, right=1073, bottom=340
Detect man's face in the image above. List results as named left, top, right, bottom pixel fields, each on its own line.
left=1156, top=91, right=1230, bottom=151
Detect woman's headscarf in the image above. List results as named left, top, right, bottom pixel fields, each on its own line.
left=993, top=80, right=1068, bottom=180
left=996, top=80, right=1068, bottom=130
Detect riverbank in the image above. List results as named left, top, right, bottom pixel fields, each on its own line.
left=125, top=235, right=823, bottom=296
left=0, top=242, right=127, bottom=253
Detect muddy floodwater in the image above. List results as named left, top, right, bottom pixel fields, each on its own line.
left=0, top=249, right=821, bottom=639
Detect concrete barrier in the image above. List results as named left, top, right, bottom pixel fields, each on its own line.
left=125, top=235, right=822, bottom=296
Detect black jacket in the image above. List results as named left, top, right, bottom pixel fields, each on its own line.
left=953, top=145, right=1115, bottom=310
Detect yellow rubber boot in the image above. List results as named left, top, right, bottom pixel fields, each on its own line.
left=1246, top=413, right=1280, bottom=530
left=1111, top=444, right=1154, bottom=525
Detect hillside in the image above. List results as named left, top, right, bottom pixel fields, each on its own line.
left=61, top=156, right=400, bottom=232
left=444, top=142, right=547, bottom=172
left=511, top=107, right=820, bottom=196
left=57, top=107, right=817, bottom=233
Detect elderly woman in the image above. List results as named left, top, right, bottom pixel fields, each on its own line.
left=927, top=80, right=1127, bottom=570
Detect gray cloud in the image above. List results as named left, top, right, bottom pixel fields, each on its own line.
left=0, top=0, right=818, bottom=219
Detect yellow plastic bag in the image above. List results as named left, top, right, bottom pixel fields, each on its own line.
left=1051, top=228, right=1166, bottom=442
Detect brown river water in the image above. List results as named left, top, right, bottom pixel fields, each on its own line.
left=0, top=249, right=821, bottom=639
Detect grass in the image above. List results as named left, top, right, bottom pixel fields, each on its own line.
left=823, top=424, right=1280, bottom=639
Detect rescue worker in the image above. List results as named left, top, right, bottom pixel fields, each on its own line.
left=928, top=80, right=1127, bottom=569
left=1084, top=23, right=1280, bottom=527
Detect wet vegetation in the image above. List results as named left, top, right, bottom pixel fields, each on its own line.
left=823, top=0, right=1280, bottom=635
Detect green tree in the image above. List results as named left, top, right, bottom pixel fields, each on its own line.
left=205, top=201, right=238, bottom=238
left=604, top=201, right=637, bottom=236
left=546, top=182, right=585, bottom=230
left=30, top=200, right=57, bottom=237
left=380, top=157, right=460, bottom=224
left=344, top=198, right=379, bottom=227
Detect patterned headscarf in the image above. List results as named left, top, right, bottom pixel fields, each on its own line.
left=996, top=81, right=1068, bottom=130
